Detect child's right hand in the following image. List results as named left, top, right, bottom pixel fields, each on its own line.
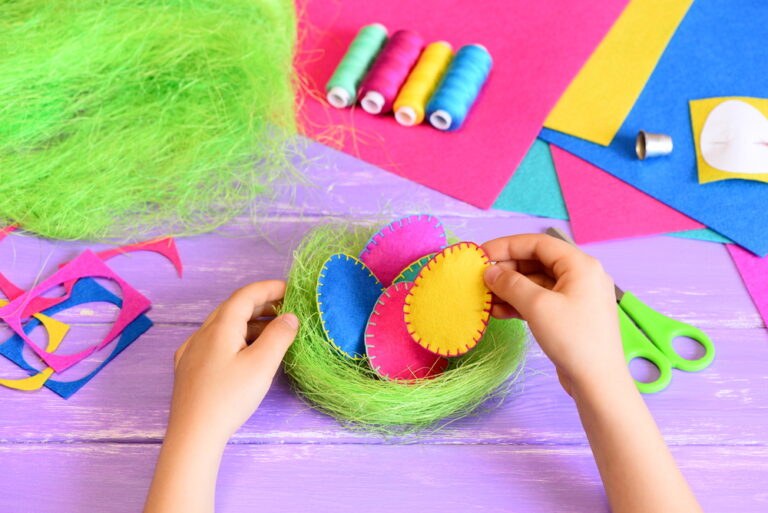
left=482, top=234, right=632, bottom=398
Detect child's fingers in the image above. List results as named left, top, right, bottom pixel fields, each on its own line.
left=215, top=280, right=287, bottom=327
left=482, top=234, right=586, bottom=279
left=243, top=313, right=299, bottom=370
left=490, top=302, right=522, bottom=319
left=245, top=319, right=272, bottom=342
left=484, top=266, right=554, bottom=319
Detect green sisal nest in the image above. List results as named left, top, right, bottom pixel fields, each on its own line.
left=281, top=222, right=529, bottom=434
left=0, top=0, right=298, bottom=240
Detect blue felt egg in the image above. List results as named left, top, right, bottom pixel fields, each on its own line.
left=317, top=253, right=384, bottom=358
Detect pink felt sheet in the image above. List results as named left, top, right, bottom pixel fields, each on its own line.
left=728, top=244, right=768, bottom=328
left=550, top=145, right=704, bottom=244
left=298, top=0, right=630, bottom=208
left=0, top=250, right=151, bottom=372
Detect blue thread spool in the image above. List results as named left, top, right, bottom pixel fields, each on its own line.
left=426, top=44, right=492, bottom=131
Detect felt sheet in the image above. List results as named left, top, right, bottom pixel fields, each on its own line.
left=0, top=250, right=151, bottom=372
left=393, top=254, right=435, bottom=284
left=0, top=299, right=69, bottom=391
left=404, top=243, right=491, bottom=357
left=492, top=140, right=568, bottom=220
left=550, top=146, right=704, bottom=243
left=364, top=282, right=447, bottom=380
left=316, top=254, right=384, bottom=359
left=544, top=0, right=693, bottom=145
left=671, top=228, right=731, bottom=244
left=359, top=215, right=446, bottom=286
left=727, top=245, right=768, bottom=329
left=299, top=0, right=629, bottom=208
left=0, top=237, right=181, bottom=317
left=0, top=279, right=153, bottom=398
left=539, top=0, right=768, bottom=256
left=692, top=98, right=768, bottom=184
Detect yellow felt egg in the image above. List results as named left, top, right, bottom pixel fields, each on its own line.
left=403, top=242, right=492, bottom=356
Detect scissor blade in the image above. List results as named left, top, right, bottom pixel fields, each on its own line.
left=545, top=227, right=625, bottom=303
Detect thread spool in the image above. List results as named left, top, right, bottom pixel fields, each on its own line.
left=359, top=30, right=424, bottom=115
left=393, top=41, right=453, bottom=127
left=325, top=24, right=388, bottom=109
left=636, top=130, right=673, bottom=159
left=426, top=44, right=492, bottom=131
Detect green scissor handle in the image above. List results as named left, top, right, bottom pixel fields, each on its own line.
left=617, top=306, right=673, bottom=394
left=619, top=291, right=716, bottom=373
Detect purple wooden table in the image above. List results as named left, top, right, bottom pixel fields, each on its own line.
left=0, top=142, right=766, bottom=512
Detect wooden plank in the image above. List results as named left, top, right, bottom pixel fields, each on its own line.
left=1, top=323, right=765, bottom=445
left=0, top=442, right=765, bottom=513
left=0, top=214, right=758, bottom=329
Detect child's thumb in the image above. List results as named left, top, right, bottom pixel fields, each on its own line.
left=245, top=313, right=299, bottom=368
left=484, top=265, right=549, bottom=319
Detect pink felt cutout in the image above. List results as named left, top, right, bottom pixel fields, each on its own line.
left=551, top=145, right=704, bottom=243
left=359, top=215, right=446, bottom=286
left=728, top=244, right=768, bottom=328
left=298, top=0, right=629, bottom=208
left=0, top=250, right=151, bottom=372
left=0, top=225, right=17, bottom=243
left=365, top=282, right=448, bottom=380
left=0, top=237, right=182, bottom=317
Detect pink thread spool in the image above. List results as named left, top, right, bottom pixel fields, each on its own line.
left=359, top=30, right=424, bottom=115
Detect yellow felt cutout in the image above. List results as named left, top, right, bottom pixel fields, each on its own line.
left=403, top=242, right=491, bottom=357
left=544, top=0, right=694, bottom=145
left=0, top=299, right=70, bottom=391
left=690, top=97, right=768, bottom=184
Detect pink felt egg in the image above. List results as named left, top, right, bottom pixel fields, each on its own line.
left=359, top=214, right=447, bottom=286
left=365, top=281, right=448, bottom=380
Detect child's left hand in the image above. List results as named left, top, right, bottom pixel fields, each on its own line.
left=169, top=280, right=299, bottom=444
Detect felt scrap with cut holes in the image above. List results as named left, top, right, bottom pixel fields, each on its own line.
left=727, top=245, right=768, bottom=329
left=359, top=215, right=446, bottom=286
left=551, top=145, right=704, bottom=243
left=692, top=97, right=768, bottom=184
left=393, top=254, right=435, bottom=284
left=404, top=242, right=492, bottom=357
left=0, top=278, right=153, bottom=398
left=0, top=299, right=70, bottom=391
left=540, top=0, right=768, bottom=256
left=0, top=250, right=151, bottom=372
left=317, top=253, right=384, bottom=359
left=365, top=282, right=448, bottom=381
left=0, top=237, right=181, bottom=316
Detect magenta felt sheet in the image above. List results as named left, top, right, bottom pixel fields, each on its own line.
left=728, top=244, right=768, bottom=328
left=0, top=250, right=151, bottom=372
left=550, top=145, right=704, bottom=244
left=298, top=0, right=630, bottom=208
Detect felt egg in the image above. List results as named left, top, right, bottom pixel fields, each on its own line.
left=317, top=253, right=384, bottom=358
left=403, top=242, right=492, bottom=356
left=359, top=214, right=447, bottom=286
left=365, top=282, right=448, bottom=380
left=392, top=253, right=435, bottom=284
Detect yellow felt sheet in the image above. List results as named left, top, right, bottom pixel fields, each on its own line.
left=544, top=0, right=694, bottom=145
left=691, top=97, right=768, bottom=184
left=0, top=299, right=70, bottom=391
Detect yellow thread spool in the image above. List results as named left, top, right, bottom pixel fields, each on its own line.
left=394, top=41, right=453, bottom=127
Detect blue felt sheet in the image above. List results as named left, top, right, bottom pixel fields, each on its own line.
left=0, top=278, right=153, bottom=399
left=540, top=0, right=768, bottom=256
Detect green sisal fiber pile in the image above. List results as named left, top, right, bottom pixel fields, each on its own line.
left=0, top=0, right=297, bottom=240
left=281, top=222, right=529, bottom=434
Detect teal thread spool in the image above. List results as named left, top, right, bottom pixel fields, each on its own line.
left=325, top=24, right=388, bottom=109
left=426, top=44, right=492, bottom=131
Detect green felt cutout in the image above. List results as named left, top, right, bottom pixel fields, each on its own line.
left=393, top=254, right=435, bottom=283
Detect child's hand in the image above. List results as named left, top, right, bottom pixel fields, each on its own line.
left=482, top=234, right=630, bottom=397
left=169, top=280, right=299, bottom=444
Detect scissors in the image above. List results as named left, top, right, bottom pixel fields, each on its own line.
left=545, top=227, right=715, bottom=393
